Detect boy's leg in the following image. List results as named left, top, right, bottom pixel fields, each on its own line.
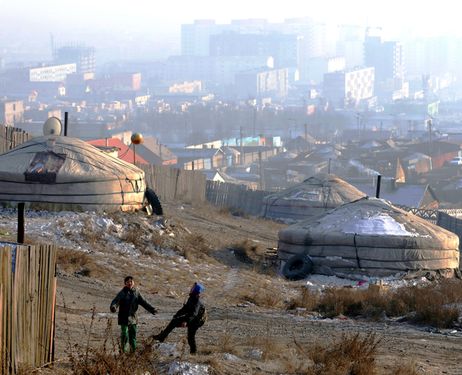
left=120, top=325, right=129, bottom=353
left=128, top=324, right=137, bottom=352
left=153, top=317, right=181, bottom=342
left=187, top=324, right=199, bottom=354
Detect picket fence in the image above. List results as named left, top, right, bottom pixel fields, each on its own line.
left=0, top=126, right=31, bottom=155
left=206, top=180, right=268, bottom=216
left=0, top=243, right=57, bottom=374
left=141, top=164, right=207, bottom=204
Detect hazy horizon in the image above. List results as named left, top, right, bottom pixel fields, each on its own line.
left=0, top=0, right=460, bottom=62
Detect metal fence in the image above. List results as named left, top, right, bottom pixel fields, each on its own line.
left=0, top=243, right=57, bottom=374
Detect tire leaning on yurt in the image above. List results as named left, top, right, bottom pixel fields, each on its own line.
left=277, top=197, right=460, bottom=277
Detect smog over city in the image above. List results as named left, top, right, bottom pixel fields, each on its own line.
left=2, top=1, right=462, bottom=374
left=0, top=0, right=461, bottom=192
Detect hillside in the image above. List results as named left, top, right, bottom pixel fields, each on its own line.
left=1, top=202, right=461, bottom=374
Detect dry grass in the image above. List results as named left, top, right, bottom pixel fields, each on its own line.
left=228, top=240, right=261, bottom=265
left=79, top=217, right=101, bottom=247
left=295, top=333, right=381, bottom=375
left=287, top=287, right=320, bottom=311
left=181, top=233, right=213, bottom=262
left=314, top=279, right=462, bottom=328
left=239, top=288, right=283, bottom=309
left=121, top=222, right=146, bottom=248
left=64, top=307, right=162, bottom=375
left=392, top=360, right=421, bottom=375
left=56, top=248, right=99, bottom=277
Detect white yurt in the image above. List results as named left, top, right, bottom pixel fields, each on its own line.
left=261, top=174, right=366, bottom=222
left=278, top=197, right=459, bottom=276
left=0, top=134, right=146, bottom=212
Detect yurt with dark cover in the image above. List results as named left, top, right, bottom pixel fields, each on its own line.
left=261, top=174, right=366, bottom=222
left=278, top=197, right=459, bottom=276
left=0, top=135, right=146, bottom=212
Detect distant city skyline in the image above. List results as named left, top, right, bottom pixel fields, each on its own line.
left=0, top=0, right=459, bottom=62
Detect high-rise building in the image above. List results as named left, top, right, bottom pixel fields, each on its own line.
left=323, top=67, right=375, bottom=108
left=336, top=25, right=364, bottom=69
left=54, top=45, right=96, bottom=74
left=364, top=33, right=403, bottom=83
left=235, top=68, right=288, bottom=99
left=209, top=32, right=299, bottom=68
left=181, top=20, right=220, bottom=56
left=181, top=18, right=328, bottom=82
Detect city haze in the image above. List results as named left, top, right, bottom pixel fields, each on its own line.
left=0, top=0, right=460, bottom=61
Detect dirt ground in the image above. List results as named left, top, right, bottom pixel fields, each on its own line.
left=3, top=202, right=462, bottom=374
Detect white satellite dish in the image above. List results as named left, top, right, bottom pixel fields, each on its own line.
left=43, top=117, right=63, bottom=136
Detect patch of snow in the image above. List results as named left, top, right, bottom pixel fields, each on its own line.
left=168, top=361, right=209, bottom=375
left=223, top=353, right=240, bottom=361
left=248, top=348, right=263, bottom=360
left=304, top=274, right=431, bottom=291
left=343, top=215, right=420, bottom=236
left=319, top=209, right=427, bottom=237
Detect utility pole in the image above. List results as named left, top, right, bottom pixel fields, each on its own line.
left=240, top=126, right=244, bottom=165
left=252, top=106, right=257, bottom=137
left=427, top=118, right=433, bottom=155
left=258, top=151, right=263, bottom=190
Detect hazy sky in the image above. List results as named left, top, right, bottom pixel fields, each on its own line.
left=0, top=0, right=459, bottom=61
left=1, top=0, right=458, bottom=34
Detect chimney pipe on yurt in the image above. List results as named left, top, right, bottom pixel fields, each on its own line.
left=376, top=175, right=382, bottom=198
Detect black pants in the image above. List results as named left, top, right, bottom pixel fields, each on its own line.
left=157, top=317, right=201, bottom=353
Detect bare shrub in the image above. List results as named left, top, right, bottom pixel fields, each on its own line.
left=413, top=292, right=460, bottom=328
left=182, top=233, right=212, bottom=261
left=121, top=223, right=146, bottom=248
left=286, top=287, right=320, bottom=311
left=239, top=289, right=283, bottom=309
left=80, top=217, right=101, bottom=247
left=66, top=308, right=161, bottom=375
left=295, top=333, right=381, bottom=375
left=317, top=288, right=366, bottom=318
left=56, top=248, right=98, bottom=277
left=228, top=240, right=260, bottom=264
left=314, top=280, right=462, bottom=328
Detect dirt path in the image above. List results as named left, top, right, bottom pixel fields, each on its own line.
left=3, top=203, right=461, bottom=374
left=55, top=275, right=462, bottom=375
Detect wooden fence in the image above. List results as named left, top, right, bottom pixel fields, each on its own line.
left=141, top=164, right=207, bottom=204
left=206, top=181, right=269, bottom=216
left=0, top=243, right=57, bottom=374
left=0, top=126, right=31, bottom=155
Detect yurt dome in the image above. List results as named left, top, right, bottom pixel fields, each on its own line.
left=262, top=174, right=366, bottom=222
left=278, top=197, right=459, bottom=276
left=0, top=135, right=146, bottom=212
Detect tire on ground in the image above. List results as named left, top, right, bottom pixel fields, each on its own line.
left=282, top=254, right=314, bottom=280
left=145, top=188, right=163, bottom=216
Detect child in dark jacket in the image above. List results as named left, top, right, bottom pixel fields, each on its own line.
left=152, top=282, right=206, bottom=354
left=110, top=276, right=157, bottom=353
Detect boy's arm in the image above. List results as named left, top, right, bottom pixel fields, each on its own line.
left=138, top=293, right=157, bottom=315
left=110, top=291, right=122, bottom=312
left=186, top=301, right=202, bottom=323
left=174, top=298, right=200, bottom=322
